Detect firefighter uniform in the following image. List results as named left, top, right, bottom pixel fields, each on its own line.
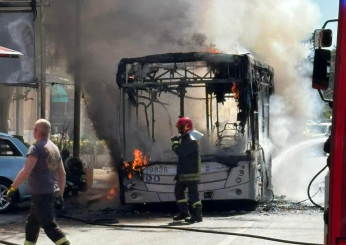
left=172, top=117, right=203, bottom=223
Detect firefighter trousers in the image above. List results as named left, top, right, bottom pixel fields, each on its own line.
left=25, top=194, right=70, bottom=245
left=174, top=180, right=200, bottom=204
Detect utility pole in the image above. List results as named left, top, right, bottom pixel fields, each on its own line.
left=40, top=1, right=46, bottom=119
left=73, top=0, right=81, bottom=157
left=15, top=87, right=24, bottom=136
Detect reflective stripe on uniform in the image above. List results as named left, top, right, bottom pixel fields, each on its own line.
left=192, top=200, right=202, bottom=207
left=179, top=173, right=200, bottom=181
left=179, top=176, right=200, bottom=181
left=55, top=237, right=69, bottom=245
left=66, top=181, right=74, bottom=186
left=172, top=141, right=180, bottom=150
left=24, top=241, right=36, bottom=245
left=177, top=198, right=188, bottom=203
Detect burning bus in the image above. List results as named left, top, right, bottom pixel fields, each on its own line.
left=116, top=52, right=274, bottom=204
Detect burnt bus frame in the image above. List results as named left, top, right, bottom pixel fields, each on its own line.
left=116, top=52, right=274, bottom=202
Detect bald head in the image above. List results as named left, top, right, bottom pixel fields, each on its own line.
left=34, top=119, right=51, bottom=139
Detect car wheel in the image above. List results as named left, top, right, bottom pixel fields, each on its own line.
left=0, top=181, right=16, bottom=213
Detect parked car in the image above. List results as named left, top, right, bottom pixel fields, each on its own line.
left=0, top=133, right=30, bottom=213
left=303, top=122, right=332, bottom=137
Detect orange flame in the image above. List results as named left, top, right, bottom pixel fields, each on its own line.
left=132, top=149, right=149, bottom=171
left=107, top=186, right=117, bottom=200
left=201, top=43, right=220, bottom=54
left=122, top=149, right=149, bottom=179
left=122, top=162, right=133, bottom=179
left=232, top=83, right=240, bottom=103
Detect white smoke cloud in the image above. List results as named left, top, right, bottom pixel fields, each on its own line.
left=195, top=0, right=325, bottom=199
left=197, top=1, right=323, bottom=140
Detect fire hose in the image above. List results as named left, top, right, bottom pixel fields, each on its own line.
left=0, top=210, right=323, bottom=245
left=307, top=165, right=328, bottom=210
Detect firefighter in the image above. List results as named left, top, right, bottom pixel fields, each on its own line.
left=54, top=149, right=87, bottom=197
left=171, top=117, right=203, bottom=223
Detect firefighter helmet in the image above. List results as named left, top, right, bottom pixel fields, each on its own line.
left=176, top=117, right=193, bottom=134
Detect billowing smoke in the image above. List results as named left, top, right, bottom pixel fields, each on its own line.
left=197, top=0, right=326, bottom=200
left=46, top=0, right=196, bottom=166
left=196, top=1, right=325, bottom=200
left=47, top=0, right=325, bottom=199
left=196, top=0, right=323, bottom=148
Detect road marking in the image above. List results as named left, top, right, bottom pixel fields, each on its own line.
left=216, top=221, right=254, bottom=245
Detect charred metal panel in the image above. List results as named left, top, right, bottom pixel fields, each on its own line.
left=213, top=186, right=249, bottom=200
left=117, top=52, right=273, bottom=88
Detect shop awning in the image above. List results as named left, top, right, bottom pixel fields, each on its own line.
left=0, top=46, right=23, bottom=58
left=52, top=84, right=68, bottom=102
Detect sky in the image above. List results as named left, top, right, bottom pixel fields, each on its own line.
left=313, top=0, right=339, bottom=45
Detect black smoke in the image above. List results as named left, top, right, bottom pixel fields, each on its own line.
left=46, top=0, right=206, bottom=167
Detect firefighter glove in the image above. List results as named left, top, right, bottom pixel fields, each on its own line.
left=6, top=186, right=16, bottom=201
left=171, top=135, right=181, bottom=142
left=79, top=175, right=88, bottom=192
left=172, top=141, right=180, bottom=150
left=54, top=194, right=64, bottom=210
left=80, top=175, right=87, bottom=183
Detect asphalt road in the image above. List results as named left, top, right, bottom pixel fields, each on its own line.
left=0, top=137, right=327, bottom=245
left=0, top=205, right=324, bottom=245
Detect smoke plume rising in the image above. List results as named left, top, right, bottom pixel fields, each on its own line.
left=195, top=0, right=326, bottom=199
left=197, top=0, right=323, bottom=148
left=47, top=0, right=206, bottom=165
left=46, top=0, right=324, bottom=199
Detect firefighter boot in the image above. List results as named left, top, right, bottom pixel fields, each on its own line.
left=185, top=203, right=203, bottom=223
left=173, top=202, right=191, bottom=221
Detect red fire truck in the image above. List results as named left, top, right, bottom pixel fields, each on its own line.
left=312, top=1, right=346, bottom=244
left=0, top=46, right=23, bottom=58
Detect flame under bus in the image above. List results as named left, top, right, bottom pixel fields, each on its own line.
left=116, top=52, right=274, bottom=204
